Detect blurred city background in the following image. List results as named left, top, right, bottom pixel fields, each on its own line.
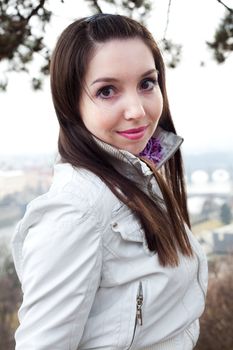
left=0, top=0, right=233, bottom=349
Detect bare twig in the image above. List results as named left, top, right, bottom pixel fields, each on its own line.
left=216, top=0, right=233, bottom=13
left=87, top=0, right=103, bottom=14
left=163, top=0, right=172, bottom=40
left=26, top=0, right=46, bottom=21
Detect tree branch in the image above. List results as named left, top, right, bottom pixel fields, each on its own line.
left=163, top=0, right=172, bottom=40
left=87, top=0, right=103, bottom=14
left=26, top=0, right=46, bottom=21
left=216, top=0, right=233, bottom=13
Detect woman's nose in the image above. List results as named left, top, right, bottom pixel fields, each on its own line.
left=123, top=94, right=146, bottom=120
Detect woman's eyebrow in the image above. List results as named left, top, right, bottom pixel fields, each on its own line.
left=141, top=68, right=157, bottom=77
left=91, top=68, right=157, bottom=86
left=91, top=77, right=118, bottom=85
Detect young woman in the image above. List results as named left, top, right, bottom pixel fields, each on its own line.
left=12, top=14, right=208, bottom=350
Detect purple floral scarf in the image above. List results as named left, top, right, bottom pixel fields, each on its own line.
left=139, top=137, right=163, bottom=165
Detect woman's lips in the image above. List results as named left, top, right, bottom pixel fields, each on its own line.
left=117, top=126, right=148, bottom=140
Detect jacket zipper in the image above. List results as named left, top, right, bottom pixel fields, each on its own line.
left=136, top=281, right=143, bottom=325
left=128, top=281, right=143, bottom=349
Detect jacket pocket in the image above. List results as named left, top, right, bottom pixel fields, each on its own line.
left=127, top=281, right=144, bottom=350
left=112, top=212, right=144, bottom=243
left=111, top=210, right=155, bottom=259
left=110, top=210, right=154, bottom=261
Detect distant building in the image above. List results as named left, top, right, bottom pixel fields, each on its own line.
left=212, top=224, right=233, bottom=254
left=0, top=169, right=52, bottom=199
left=199, top=224, right=233, bottom=256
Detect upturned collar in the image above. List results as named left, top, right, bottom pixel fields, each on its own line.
left=93, top=126, right=183, bottom=176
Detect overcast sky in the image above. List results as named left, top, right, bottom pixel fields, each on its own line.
left=1, top=0, right=232, bottom=156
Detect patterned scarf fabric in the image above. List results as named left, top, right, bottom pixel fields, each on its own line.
left=139, top=137, right=163, bottom=165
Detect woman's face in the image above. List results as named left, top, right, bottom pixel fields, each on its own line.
left=79, top=38, right=163, bottom=155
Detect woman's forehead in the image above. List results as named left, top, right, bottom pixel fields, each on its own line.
left=85, top=38, right=156, bottom=82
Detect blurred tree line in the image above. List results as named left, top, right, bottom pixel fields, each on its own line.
left=0, top=0, right=233, bottom=90
left=220, top=202, right=232, bottom=225
left=0, top=244, right=21, bottom=350
left=196, top=254, right=233, bottom=350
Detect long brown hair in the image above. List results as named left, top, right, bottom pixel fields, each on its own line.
left=50, top=14, right=192, bottom=266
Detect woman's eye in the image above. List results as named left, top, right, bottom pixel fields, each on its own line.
left=140, top=78, right=157, bottom=91
left=97, top=86, right=115, bottom=99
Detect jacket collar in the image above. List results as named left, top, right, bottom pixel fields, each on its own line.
left=93, top=126, right=183, bottom=177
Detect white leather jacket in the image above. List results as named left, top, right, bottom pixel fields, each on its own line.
left=11, top=127, right=208, bottom=350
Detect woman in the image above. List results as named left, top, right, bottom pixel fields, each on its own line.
left=12, top=14, right=208, bottom=350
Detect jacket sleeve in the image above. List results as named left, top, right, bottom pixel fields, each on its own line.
left=12, top=191, right=103, bottom=350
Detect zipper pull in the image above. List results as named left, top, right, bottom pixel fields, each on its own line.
left=136, top=282, right=143, bottom=326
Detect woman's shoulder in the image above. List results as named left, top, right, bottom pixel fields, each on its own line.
left=11, top=163, right=119, bottom=277
left=49, top=162, right=107, bottom=205
left=17, top=162, right=118, bottom=233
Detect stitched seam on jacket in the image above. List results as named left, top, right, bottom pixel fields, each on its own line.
left=69, top=210, right=103, bottom=349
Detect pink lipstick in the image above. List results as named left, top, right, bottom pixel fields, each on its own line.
left=117, top=126, right=148, bottom=140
